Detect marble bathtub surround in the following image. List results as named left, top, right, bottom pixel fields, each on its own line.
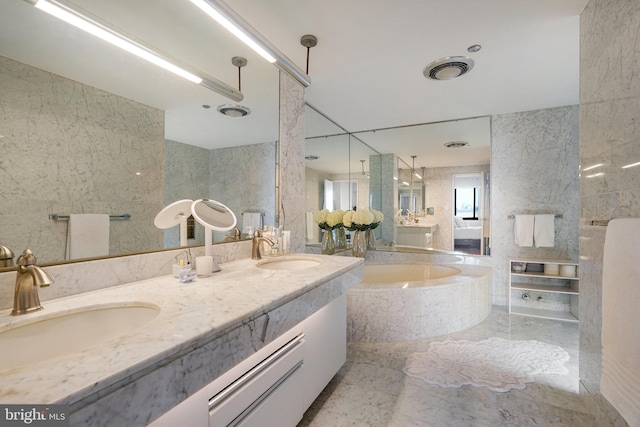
left=347, top=261, right=491, bottom=342
left=0, top=254, right=363, bottom=426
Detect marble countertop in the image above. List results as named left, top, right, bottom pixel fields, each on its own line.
left=396, top=223, right=438, bottom=228
left=0, top=254, right=362, bottom=406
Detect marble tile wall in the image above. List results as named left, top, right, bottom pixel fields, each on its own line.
left=278, top=73, right=306, bottom=252
left=371, top=154, right=398, bottom=245
left=0, top=240, right=253, bottom=311
left=163, top=140, right=210, bottom=248
left=490, top=106, right=580, bottom=306
left=0, top=55, right=165, bottom=264
left=209, top=141, right=277, bottom=231
left=579, top=0, right=640, bottom=425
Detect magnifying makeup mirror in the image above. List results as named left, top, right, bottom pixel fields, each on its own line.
left=191, top=199, right=238, bottom=256
left=153, top=199, right=194, bottom=247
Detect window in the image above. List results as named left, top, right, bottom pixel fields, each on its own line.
left=454, top=187, right=479, bottom=220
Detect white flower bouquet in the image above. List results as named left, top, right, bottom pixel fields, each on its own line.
left=343, top=208, right=384, bottom=231
left=314, top=209, right=344, bottom=230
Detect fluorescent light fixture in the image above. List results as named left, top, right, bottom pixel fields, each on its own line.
left=189, top=0, right=310, bottom=87
left=414, top=172, right=422, bottom=179
left=622, top=161, right=640, bottom=169
left=27, top=0, right=243, bottom=101
left=393, top=176, right=398, bottom=181
left=401, top=181, right=410, bottom=186
left=190, top=0, right=275, bottom=63
left=586, top=172, right=605, bottom=178
left=583, top=163, right=604, bottom=171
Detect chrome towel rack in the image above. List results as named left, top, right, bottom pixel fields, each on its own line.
left=507, top=214, right=563, bottom=219
left=49, top=214, right=131, bottom=221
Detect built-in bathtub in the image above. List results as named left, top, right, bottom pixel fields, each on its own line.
left=347, top=263, right=491, bottom=342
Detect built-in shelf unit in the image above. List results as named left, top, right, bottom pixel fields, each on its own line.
left=508, top=258, right=579, bottom=323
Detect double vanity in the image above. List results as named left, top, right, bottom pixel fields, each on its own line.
left=0, top=252, right=363, bottom=426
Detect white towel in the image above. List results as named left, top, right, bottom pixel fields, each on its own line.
left=601, top=218, right=640, bottom=427
left=65, top=214, right=110, bottom=260
left=514, top=215, right=534, bottom=247
left=306, top=212, right=314, bottom=240
left=534, top=214, right=555, bottom=248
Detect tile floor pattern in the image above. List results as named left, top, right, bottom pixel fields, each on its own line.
left=299, top=307, right=596, bottom=427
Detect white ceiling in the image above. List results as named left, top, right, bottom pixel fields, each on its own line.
left=1, top=0, right=588, bottom=171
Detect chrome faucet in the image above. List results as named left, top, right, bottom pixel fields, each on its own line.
left=11, top=249, right=53, bottom=316
left=251, top=230, right=274, bottom=260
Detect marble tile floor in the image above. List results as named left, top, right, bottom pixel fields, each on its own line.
left=299, top=307, right=596, bottom=427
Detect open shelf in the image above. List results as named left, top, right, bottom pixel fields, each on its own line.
left=511, top=282, right=579, bottom=295
left=510, top=306, right=579, bottom=323
left=509, top=258, right=579, bottom=322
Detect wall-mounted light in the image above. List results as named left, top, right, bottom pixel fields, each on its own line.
left=26, top=0, right=243, bottom=101
left=586, top=172, right=605, bottom=178
left=189, top=0, right=310, bottom=87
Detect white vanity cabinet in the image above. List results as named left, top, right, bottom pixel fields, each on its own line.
left=150, top=294, right=347, bottom=427
left=508, top=258, right=579, bottom=322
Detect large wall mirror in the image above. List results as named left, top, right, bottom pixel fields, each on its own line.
left=0, top=0, right=279, bottom=268
left=304, top=105, right=382, bottom=244
left=305, top=104, right=491, bottom=256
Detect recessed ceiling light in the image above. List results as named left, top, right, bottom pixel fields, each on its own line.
left=202, top=104, right=211, bottom=109
left=467, top=44, right=482, bottom=53
left=305, top=154, right=319, bottom=161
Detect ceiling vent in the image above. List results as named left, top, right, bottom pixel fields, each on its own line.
left=444, top=141, right=470, bottom=149
left=423, top=56, right=474, bottom=80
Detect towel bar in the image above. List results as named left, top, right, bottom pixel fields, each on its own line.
left=507, top=214, right=562, bottom=219
left=49, top=214, right=131, bottom=221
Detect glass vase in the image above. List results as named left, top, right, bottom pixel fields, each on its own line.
left=365, top=228, right=376, bottom=250
left=321, top=229, right=335, bottom=255
left=335, top=227, right=347, bottom=249
left=352, top=230, right=367, bottom=258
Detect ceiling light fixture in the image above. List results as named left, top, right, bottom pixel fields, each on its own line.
left=467, top=44, right=482, bottom=53
left=300, top=34, right=318, bottom=75
left=622, top=161, right=640, bottom=169
left=26, top=0, right=243, bottom=101
left=360, top=160, right=370, bottom=178
left=411, top=155, right=422, bottom=180
left=444, top=141, right=470, bottom=149
left=583, top=163, right=603, bottom=171
left=189, top=0, right=310, bottom=87
left=423, top=56, right=474, bottom=80
left=218, top=57, right=251, bottom=117
left=305, top=155, right=319, bottom=161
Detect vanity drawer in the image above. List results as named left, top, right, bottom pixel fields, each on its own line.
left=208, top=334, right=306, bottom=427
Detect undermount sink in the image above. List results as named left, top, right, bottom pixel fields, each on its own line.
left=0, top=303, right=160, bottom=371
left=256, top=256, right=322, bottom=271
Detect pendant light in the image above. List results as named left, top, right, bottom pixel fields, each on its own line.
left=217, top=56, right=251, bottom=117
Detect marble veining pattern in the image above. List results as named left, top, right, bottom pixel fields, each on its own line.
left=300, top=308, right=596, bottom=427
left=0, top=55, right=165, bottom=264
left=490, top=106, right=579, bottom=307
left=347, top=263, right=491, bottom=342
left=279, top=73, right=306, bottom=252
left=579, top=0, right=640, bottom=425
left=0, top=254, right=363, bottom=426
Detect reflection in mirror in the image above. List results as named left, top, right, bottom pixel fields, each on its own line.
left=0, top=1, right=279, bottom=268
left=304, top=104, right=383, bottom=245
left=308, top=115, right=491, bottom=255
